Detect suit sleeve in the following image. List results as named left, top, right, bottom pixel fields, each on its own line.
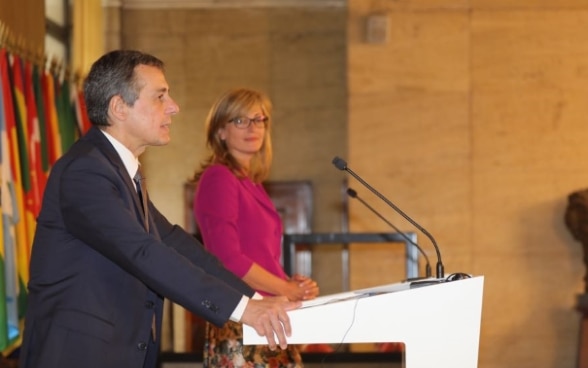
left=59, top=154, right=253, bottom=325
left=150, top=204, right=254, bottom=297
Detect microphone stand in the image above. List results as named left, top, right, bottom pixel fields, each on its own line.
left=346, top=187, right=432, bottom=279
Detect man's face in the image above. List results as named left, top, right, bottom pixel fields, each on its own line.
left=123, top=64, right=179, bottom=154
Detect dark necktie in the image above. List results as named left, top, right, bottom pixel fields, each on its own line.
left=133, top=167, right=156, bottom=342
left=133, top=168, right=149, bottom=233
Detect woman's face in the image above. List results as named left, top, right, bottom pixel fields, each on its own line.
left=217, top=104, right=267, bottom=166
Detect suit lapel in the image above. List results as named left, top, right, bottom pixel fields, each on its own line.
left=84, top=127, right=147, bottom=231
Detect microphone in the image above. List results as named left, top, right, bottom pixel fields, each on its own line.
left=332, top=156, right=445, bottom=279
left=346, top=187, right=432, bottom=278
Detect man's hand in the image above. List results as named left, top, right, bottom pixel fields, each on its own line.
left=240, top=296, right=301, bottom=350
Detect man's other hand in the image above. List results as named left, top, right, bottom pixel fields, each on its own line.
left=240, top=296, right=301, bottom=350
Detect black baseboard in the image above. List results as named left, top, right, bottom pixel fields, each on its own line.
left=158, top=351, right=403, bottom=365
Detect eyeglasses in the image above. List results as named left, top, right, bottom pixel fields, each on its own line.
left=228, top=116, right=268, bottom=129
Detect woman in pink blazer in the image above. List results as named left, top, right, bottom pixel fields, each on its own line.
left=193, top=88, right=319, bottom=367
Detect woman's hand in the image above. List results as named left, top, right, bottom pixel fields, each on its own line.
left=285, top=274, right=319, bottom=301
left=242, top=263, right=320, bottom=301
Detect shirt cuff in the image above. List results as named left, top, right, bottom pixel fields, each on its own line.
left=230, top=293, right=264, bottom=322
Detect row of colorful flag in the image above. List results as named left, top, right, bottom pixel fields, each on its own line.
left=0, top=47, right=91, bottom=355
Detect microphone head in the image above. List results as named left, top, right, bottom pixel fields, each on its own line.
left=332, top=156, right=347, bottom=171
left=346, top=188, right=358, bottom=198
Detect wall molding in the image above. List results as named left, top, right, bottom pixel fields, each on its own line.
left=102, top=0, right=122, bottom=6
left=108, top=0, right=345, bottom=9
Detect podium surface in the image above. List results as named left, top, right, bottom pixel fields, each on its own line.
left=244, top=276, right=484, bottom=368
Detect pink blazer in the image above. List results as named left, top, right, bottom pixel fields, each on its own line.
left=194, top=164, right=288, bottom=295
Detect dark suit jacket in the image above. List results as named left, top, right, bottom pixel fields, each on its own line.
left=19, top=127, right=254, bottom=368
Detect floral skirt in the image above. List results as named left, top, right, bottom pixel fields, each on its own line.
left=203, top=320, right=303, bottom=368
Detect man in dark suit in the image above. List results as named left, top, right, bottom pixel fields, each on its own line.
left=18, top=50, right=299, bottom=368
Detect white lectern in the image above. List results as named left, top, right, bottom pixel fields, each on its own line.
left=244, top=276, right=484, bottom=368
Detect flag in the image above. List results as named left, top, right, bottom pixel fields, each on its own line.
left=41, top=70, right=61, bottom=165
left=0, top=48, right=24, bottom=353
left=23, top=60, right=43, bottom=218
left=32, top=64, right=49, bottom=184
left=72, top=84, right=91, bottom=135
left=8, top=54, right=31, bottom=324
left=56, top=79, right=77, bottom=151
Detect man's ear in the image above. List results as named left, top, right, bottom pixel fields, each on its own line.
left=109, top=95, right=128, bottom=121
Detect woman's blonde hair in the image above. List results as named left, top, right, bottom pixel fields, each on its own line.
left=193, top=88, right=273, bottom=184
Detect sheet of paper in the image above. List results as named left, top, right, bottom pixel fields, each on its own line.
left=300, top=280, right=416, bottom=308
